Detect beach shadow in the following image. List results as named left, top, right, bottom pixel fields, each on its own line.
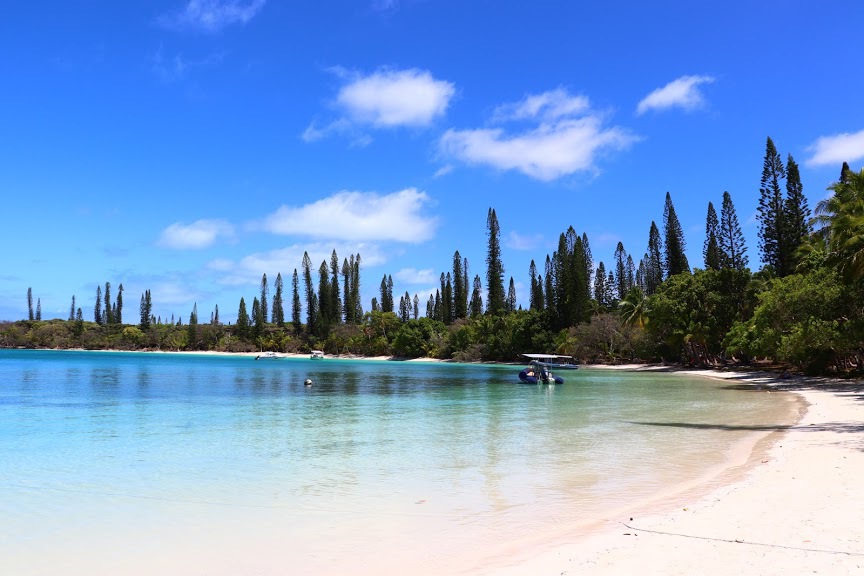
left=628, top=420, right=864, bottom=435
left=627, top=421, right=792, bottom=432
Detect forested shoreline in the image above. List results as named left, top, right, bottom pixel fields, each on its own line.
left=4, top=139, right=863, bottom=376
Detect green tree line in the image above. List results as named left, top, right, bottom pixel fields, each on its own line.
left=4, top=138, right=862, bottom=375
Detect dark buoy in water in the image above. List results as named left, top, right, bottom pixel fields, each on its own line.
left=304, top=378, right=313, bottom=387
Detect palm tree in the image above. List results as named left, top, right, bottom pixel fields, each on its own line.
left=813, top=168, right=864, bottom=281
left=618, top=286, right=649, bottom=328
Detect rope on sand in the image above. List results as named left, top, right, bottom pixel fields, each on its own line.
left=617, top=520, right=864, bottom=557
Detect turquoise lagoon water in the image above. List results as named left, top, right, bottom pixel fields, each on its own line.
left=0, top=350, right=800, bottom=574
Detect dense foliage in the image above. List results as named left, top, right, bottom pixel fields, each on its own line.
left=5, top=145, right=863, bottom=375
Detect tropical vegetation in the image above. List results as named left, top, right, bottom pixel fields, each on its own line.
left=4, top=139, right=863, bottom=375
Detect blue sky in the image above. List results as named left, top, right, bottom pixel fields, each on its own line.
left=2, top=0, right=863, bottom=323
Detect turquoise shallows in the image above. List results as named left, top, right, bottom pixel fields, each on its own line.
left=0, top=350, right=797, bottom=574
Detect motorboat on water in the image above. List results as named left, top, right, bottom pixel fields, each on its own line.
left=255, top=351, right=282, bottom=360
left=518, top=353, right=578, bottom=384
left=310, top=350, right=325, bottom=360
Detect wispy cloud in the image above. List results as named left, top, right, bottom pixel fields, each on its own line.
left=160, top=0, right=266, bottom=32
left=262, top=188, right=438, bottom=243
left=433, top=165, right=453, bottom=178
left=211, top=242, right=388, bottom=286
left=304, top=67, right=455, bottom=142
left=151, top=46, right=224, bottom=82
left=158, top=219, right=235, bottom=249
left=301, top=118, right=373, bottom=147
left=439, top=88, right=636, bottom=181
left=492, top=88, right=590, bottom=123
left=636, top=75, right=715, bottom=115
left=805, top=129, right=864, bottom=167
left=394, top=268, right=438, bottom=284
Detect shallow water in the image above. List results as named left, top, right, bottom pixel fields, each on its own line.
left=0, top=350, right=800, bottom=574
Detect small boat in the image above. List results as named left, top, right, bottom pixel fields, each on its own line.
left=518, top=353, right=578, bottom=384
left=255, top=351, right=282, bottom=360
left=310, top=350, right=325, bottom=360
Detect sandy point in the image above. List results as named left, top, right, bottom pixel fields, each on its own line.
left=495, top=367, right=864, bottom=575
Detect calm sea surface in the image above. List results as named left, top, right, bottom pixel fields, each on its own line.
left=0, top=350, right=800, bottom=574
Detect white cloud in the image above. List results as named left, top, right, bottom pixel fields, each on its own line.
left=440, top=115, right=636, bottom=182
left=805, top=129, right=864, bottom=167
left=394, top=268, right=438, bottom=284
left=636, top=75, right=715, bottom=115
left=492, top=88, right=590, bottom=122
left=506, top=231, right=544, bottom=251
left=440, top=88, right=635, bottom=181
left=161, top=0, right=266, bottom=32
left=262, top=188, right=437, bottom=243
left=305, top=68, right=455, bottom=143
left=158, top=219, right=234, bottom=249
left=212, top=242, right=387, bottom=286
left=337, top=68, right=455, bottom=128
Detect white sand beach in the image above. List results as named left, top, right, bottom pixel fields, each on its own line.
left=496, top=368, right=864, bottom=575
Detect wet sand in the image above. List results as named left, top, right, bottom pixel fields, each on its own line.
left=495, top=368, right=864, bottom=575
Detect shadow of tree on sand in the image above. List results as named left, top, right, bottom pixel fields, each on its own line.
left=627, top=421, right=864, bottom=435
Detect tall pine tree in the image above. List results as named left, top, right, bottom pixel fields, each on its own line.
left=453, top=251, right=467, bottom=320
left=757, top=136, right=787, bottom=274
left=593, top=262, right=607, bottom=307
left=116, top=284, right=123, bottom=324
left=318, top=261, right=331, bottom=329
left=351, top=254, right=362, bottom=321
left=506, top=277, right=516, bottom=312
left=645, top=222, right=663, bottom=294
left=330, top=250, right=341, bottom=324
left=528, top=260, right=542, bottom=310
left=302, top=252, right=317, bottom=334
left=663, top=192, right=689, bottom=276
left=704, top=201, right=721, bottom=270
left=237, top=297, right=249, bottom=337
left=259, top=274, right=268, bottom=325
left=291, top=269, right=302, bottom=332
left=272, top=272, right=285, bottom=326
left=485, top=208, right=505, bottom=315
left=95, top=285, right=102, bottom=324
left=104, top=282, right=113, bottom=325
left=719, top=191, right=748, bottom=270
left=469, top=275, right=483, bottom=318
left=614, top=242, right=628, bottom=300
left=342, top=259, right=353, bottom=324
left=781, top=154, right=811, bottom=274
left=140, top=290, right=152, bottom=330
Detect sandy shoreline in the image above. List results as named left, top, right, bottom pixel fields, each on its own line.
left=11, top=350, right=864, bottom=573
left=496, top=368, right=864, bottom=575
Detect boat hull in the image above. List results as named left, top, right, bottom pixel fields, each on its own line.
left=518, top=369, right=563, bottom=384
